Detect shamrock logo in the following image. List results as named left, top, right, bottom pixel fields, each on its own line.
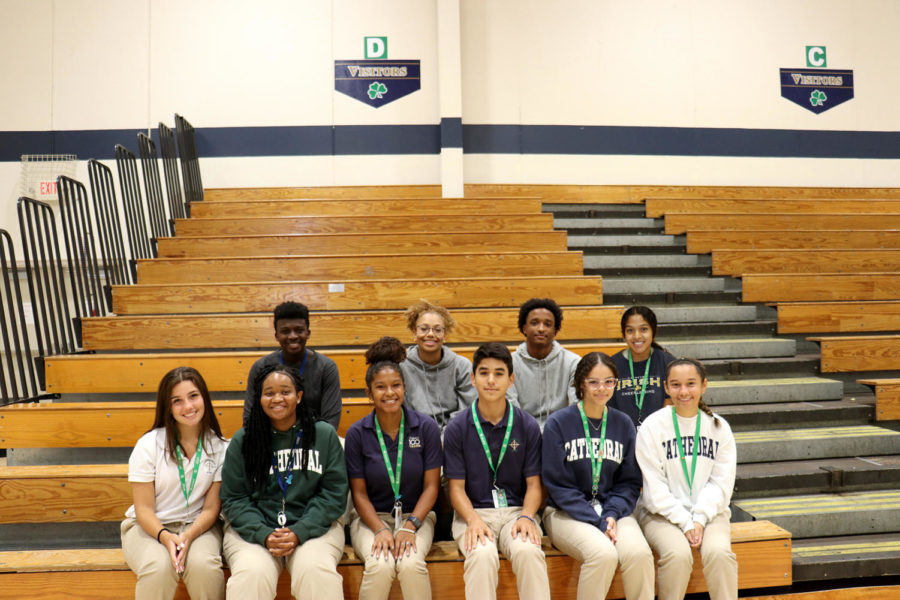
left=368, top=82, right=388, bottom=100
left=809, top=89, right=827, bottom=107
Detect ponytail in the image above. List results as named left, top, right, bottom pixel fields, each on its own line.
left=665, top=357, right=719, bottom=427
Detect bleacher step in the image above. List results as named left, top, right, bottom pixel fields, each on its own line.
left=665, top=338, right=796, bottom=360
left=553, top=217, right=663, bottom=230
left=601, top=290, right=742, bottom=305
left=705, top=377, right=844, bottom=405
left=654, top=304, right=759, bottom=323
left=583, top=254, right=707, bottom=269
left=658, top=320, right=776, bottom=338
left=703, top=355, right=820, bottom=378
left=569, top=234, right=682, bottom=248
left=791, top=533, right=900, bottom=582
left=544, top=203, right=647, bottom=218
left=0, top=522, right=120, bottom=552
left=735, top=426, right=900, bottom=463
left=735, top=455, right=900, bottom=499
left=718, top=399, right=873, bottom=430
left=732, top=489, right=900, bottom=538
left=602, top=277, right=726, bottom=293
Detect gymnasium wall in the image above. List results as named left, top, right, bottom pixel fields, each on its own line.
left=1, top=0, right=898, bottom=238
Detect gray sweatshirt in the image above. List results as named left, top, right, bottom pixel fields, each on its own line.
left=507, top=341, right=580, bottom=429
left=400, top=345, right=478, bottom=433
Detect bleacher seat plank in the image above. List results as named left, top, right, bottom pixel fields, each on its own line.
left=174, top=213, right=553, bottom=236
left=79, top=306, right=623, bottom=351
left=189, top=197, right=544, bottom=218
left=777, top=301, right=900, bottom=334
left=204, top=185, right=445, bottom=201
left=645, top=198, right=900, bottom=218
left=136, top=251, right=584, bottom=284
left=712, top=249, right=900, bottom=276
left=156, top=231, right=568, bottom=258
left=687, top=231, right=900, bottom=254
left=0, top=399, right=372, bottom=448
left=42, top=343, right=627, bottom=394
left=112, top=276, right=603, bottom=315
left=748, top=585, right=900, bottom=600
left=856, top=379, right=900, bottom=421
left=0, top=521, right=791, bottom=599
left=809, top=335, right=900, bottom=373
left=742, top=273, right=900, bottom=303
left=635, top=185, right=900, bottom=201
left=665, top=214, right=900, bottom=235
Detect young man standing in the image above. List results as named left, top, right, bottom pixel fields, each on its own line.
left=243, top=301, right=342, bottom=429
left=508, top=298, right=580, bottom=428
left=443, top=342, right=550, bottom=600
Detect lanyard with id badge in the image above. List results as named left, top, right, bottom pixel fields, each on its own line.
left=577, top=402, right=607, bottom=518
left=374, top=410, right=406, bottom=528
left=271, top=428, right=303, bottom=527
left=471, top=401, right=514, bottom=508
left=175, top=436, right=203, bottom=526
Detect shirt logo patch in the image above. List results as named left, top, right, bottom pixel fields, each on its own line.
left=509, top=439, right=520, bottom=452
left=408, top=436, right=421, bottom=448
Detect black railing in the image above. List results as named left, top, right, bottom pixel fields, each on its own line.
left=0, top=229, right=40, bottom=405
left=88, top=159, right=133, bottom=285
left=56, top=176, right=107, bottom=318
left=175, top=113, right=204, bottom=205
left=138, top=132, right=174, bottom=238
left=159, top=122, right=188, bottom=219
left=17, top=197, right=78, bottom=364
left=115, top=144, right=155, bottom=260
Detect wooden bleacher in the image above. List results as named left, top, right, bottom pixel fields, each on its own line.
left=664, top=213, right=900, bottom=235
left=711, top=249, right=900, bottom=276
left=644, top=197, right=900, bottom=218
left=856, top=379, right=900, bottom=421
left=809, top=335, right=900, bottom=372
left=776, top=301, right=900, bottom=334
left=743, top=273, right=900, bottom=303
left=686, top=230, right=900, bottom=254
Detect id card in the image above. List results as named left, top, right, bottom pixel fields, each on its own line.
left=592, top=501, right=604, bottom=518
left=393, top=501, right=403, bottom=530
left=492, top=488, right=508, bottom=508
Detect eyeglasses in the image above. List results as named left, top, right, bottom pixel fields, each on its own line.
left=585, top=378, right=618, bottom=390
left=416, top=325, right=445, bottom=335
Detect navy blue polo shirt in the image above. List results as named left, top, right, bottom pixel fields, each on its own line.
left=345, top=405, right=443, bottom=514
left=443, top=401, right=542, bottom=509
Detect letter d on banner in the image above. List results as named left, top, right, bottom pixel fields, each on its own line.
left=365, top=36, right=387, bottom=59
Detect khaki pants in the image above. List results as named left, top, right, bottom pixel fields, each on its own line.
left=639, top=512, right=737, bottom=600
left=544, top=508, right=654, bottom=600
left=451, top=507, right=550, bottom=600
left=222, top=520, right=344, bottom=600
left=350, top=511, right=436, bottom=600
left=120, top=517, right=224, bottom=600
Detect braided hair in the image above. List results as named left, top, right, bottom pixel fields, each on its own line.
left=242, top=363, right=317, bottom=491
left=664, top=358, right=719, bottom=427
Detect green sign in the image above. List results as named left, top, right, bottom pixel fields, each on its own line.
left=365, top=36, right=387, bottom=59
left=806, top=46, right=827, bottom=68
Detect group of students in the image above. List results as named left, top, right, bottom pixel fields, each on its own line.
left=121, top=299, right=737, bottom=600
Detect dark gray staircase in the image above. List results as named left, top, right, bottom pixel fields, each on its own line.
left=547, top=202, right=900, bottom=586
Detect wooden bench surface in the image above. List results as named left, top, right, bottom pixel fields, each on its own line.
left=0, top=522, right=791, bottom=599
left=0, top=398, right=373, bottom=450
left=174, top=213, right=554, bottom=236
left=665, top=213, right=900, bottom=235
left=156, top=230, right=568, bottom=258
left=742, top=273, right=900, bottom=303
left=42, top=342, right=627, bottom=394
left=645, top=198, right=900, bottom=218
left=777, top=301, right=900, bottom=334
left=855, top=379, right=900, bottom=421
left=712, top=249, right=900, bottom=276
left=189, top=197, right=544, bottom=218
left=686, top=230, right=900, bottom=254
left=136, top=251, right=584, bottom=284
left=112, top=276, right=603, bottom=315
left=808, top=335, right=900, bottom=373
left=80, top=306, right=623, bottom=351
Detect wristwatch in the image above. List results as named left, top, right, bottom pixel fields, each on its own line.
left=405, top=516, right=422, bottom=530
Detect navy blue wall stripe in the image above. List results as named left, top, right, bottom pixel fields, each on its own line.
left=2, top=124, right=898, bottom=162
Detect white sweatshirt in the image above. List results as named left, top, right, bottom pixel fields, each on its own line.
left=635, top=406, right=736, bottom=532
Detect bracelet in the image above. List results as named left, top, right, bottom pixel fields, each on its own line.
left=156, top=527, right=170, bottom=543
left=516, top=515, right=536, bottom=524
left=373, top=526, right=390, bottom=536
left=398, top=527, right=417, bottom=535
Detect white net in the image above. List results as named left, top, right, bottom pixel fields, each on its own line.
left=19, top=154, right=78, bottom=202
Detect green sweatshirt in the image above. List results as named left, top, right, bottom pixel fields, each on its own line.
left=220, top=421, right=348, bottom=546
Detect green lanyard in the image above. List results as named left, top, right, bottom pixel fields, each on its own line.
left=627, top=348, right=654, bottom=416
left=175, top=437, right=203, bottom=513
left=671, top=407, right=701, bottom=492
left=374, top=410, right=405, bottom=502
left=471, top=401, right=514, bottom=486
left=576, top=402, right=608, bottom=499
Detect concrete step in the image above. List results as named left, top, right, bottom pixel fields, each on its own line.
left=732, top=489, right=900, bottom=539
left=705, top=377, right=844, bottom=405
left=703, top=355, right=820, bottom=378
left=0, top=522, right=120, bottom=551
left=665, top=337, right=796, bottom=360
left=735, top=455, right=900, bottom=499
left=554, top=217, right=663, bottom=230
left=602, top=277, right=726, bottom=294
left=791, top=533, right=900, bottom=582
left=658, top=320, right=776, bottom=338
left=568, top=234, right=682, bottom=248
left=602, top=290, right=743, bottom=306
left=718, top=399, right=873, bottom=430
left=583, top=254, right=708, bottom=269
left=544, top=204, right=647, bottom=218
left=654, top=305, right=759, bottom=323
left=735, top=425, right=900, bottom=463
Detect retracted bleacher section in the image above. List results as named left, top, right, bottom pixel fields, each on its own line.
left=6, top=151, right=899, bottom=597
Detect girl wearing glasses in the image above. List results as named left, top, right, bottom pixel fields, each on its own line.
left=400, top=300, right=477, bottom=433
left=541, top=352, right=654, bottom=600
left=610, top=306, right=676, bottom=428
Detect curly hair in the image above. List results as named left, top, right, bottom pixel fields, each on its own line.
left=404, top=299, right=456, bottom=334
left=364, top=336, right=407, bottom=388
left=517, top=298, right=563, bottom=333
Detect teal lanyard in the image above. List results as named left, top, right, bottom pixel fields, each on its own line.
left=671, top=407, right=701, bottom=492
left=627, top=348, right=653, bottom=416
left=576, top=402, right=607, bottom=499
left=472, top=401, right=514, bottom=486
left=175, top=437, right=203, bottom=513
left=374, top=410, right=406, bottom=502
